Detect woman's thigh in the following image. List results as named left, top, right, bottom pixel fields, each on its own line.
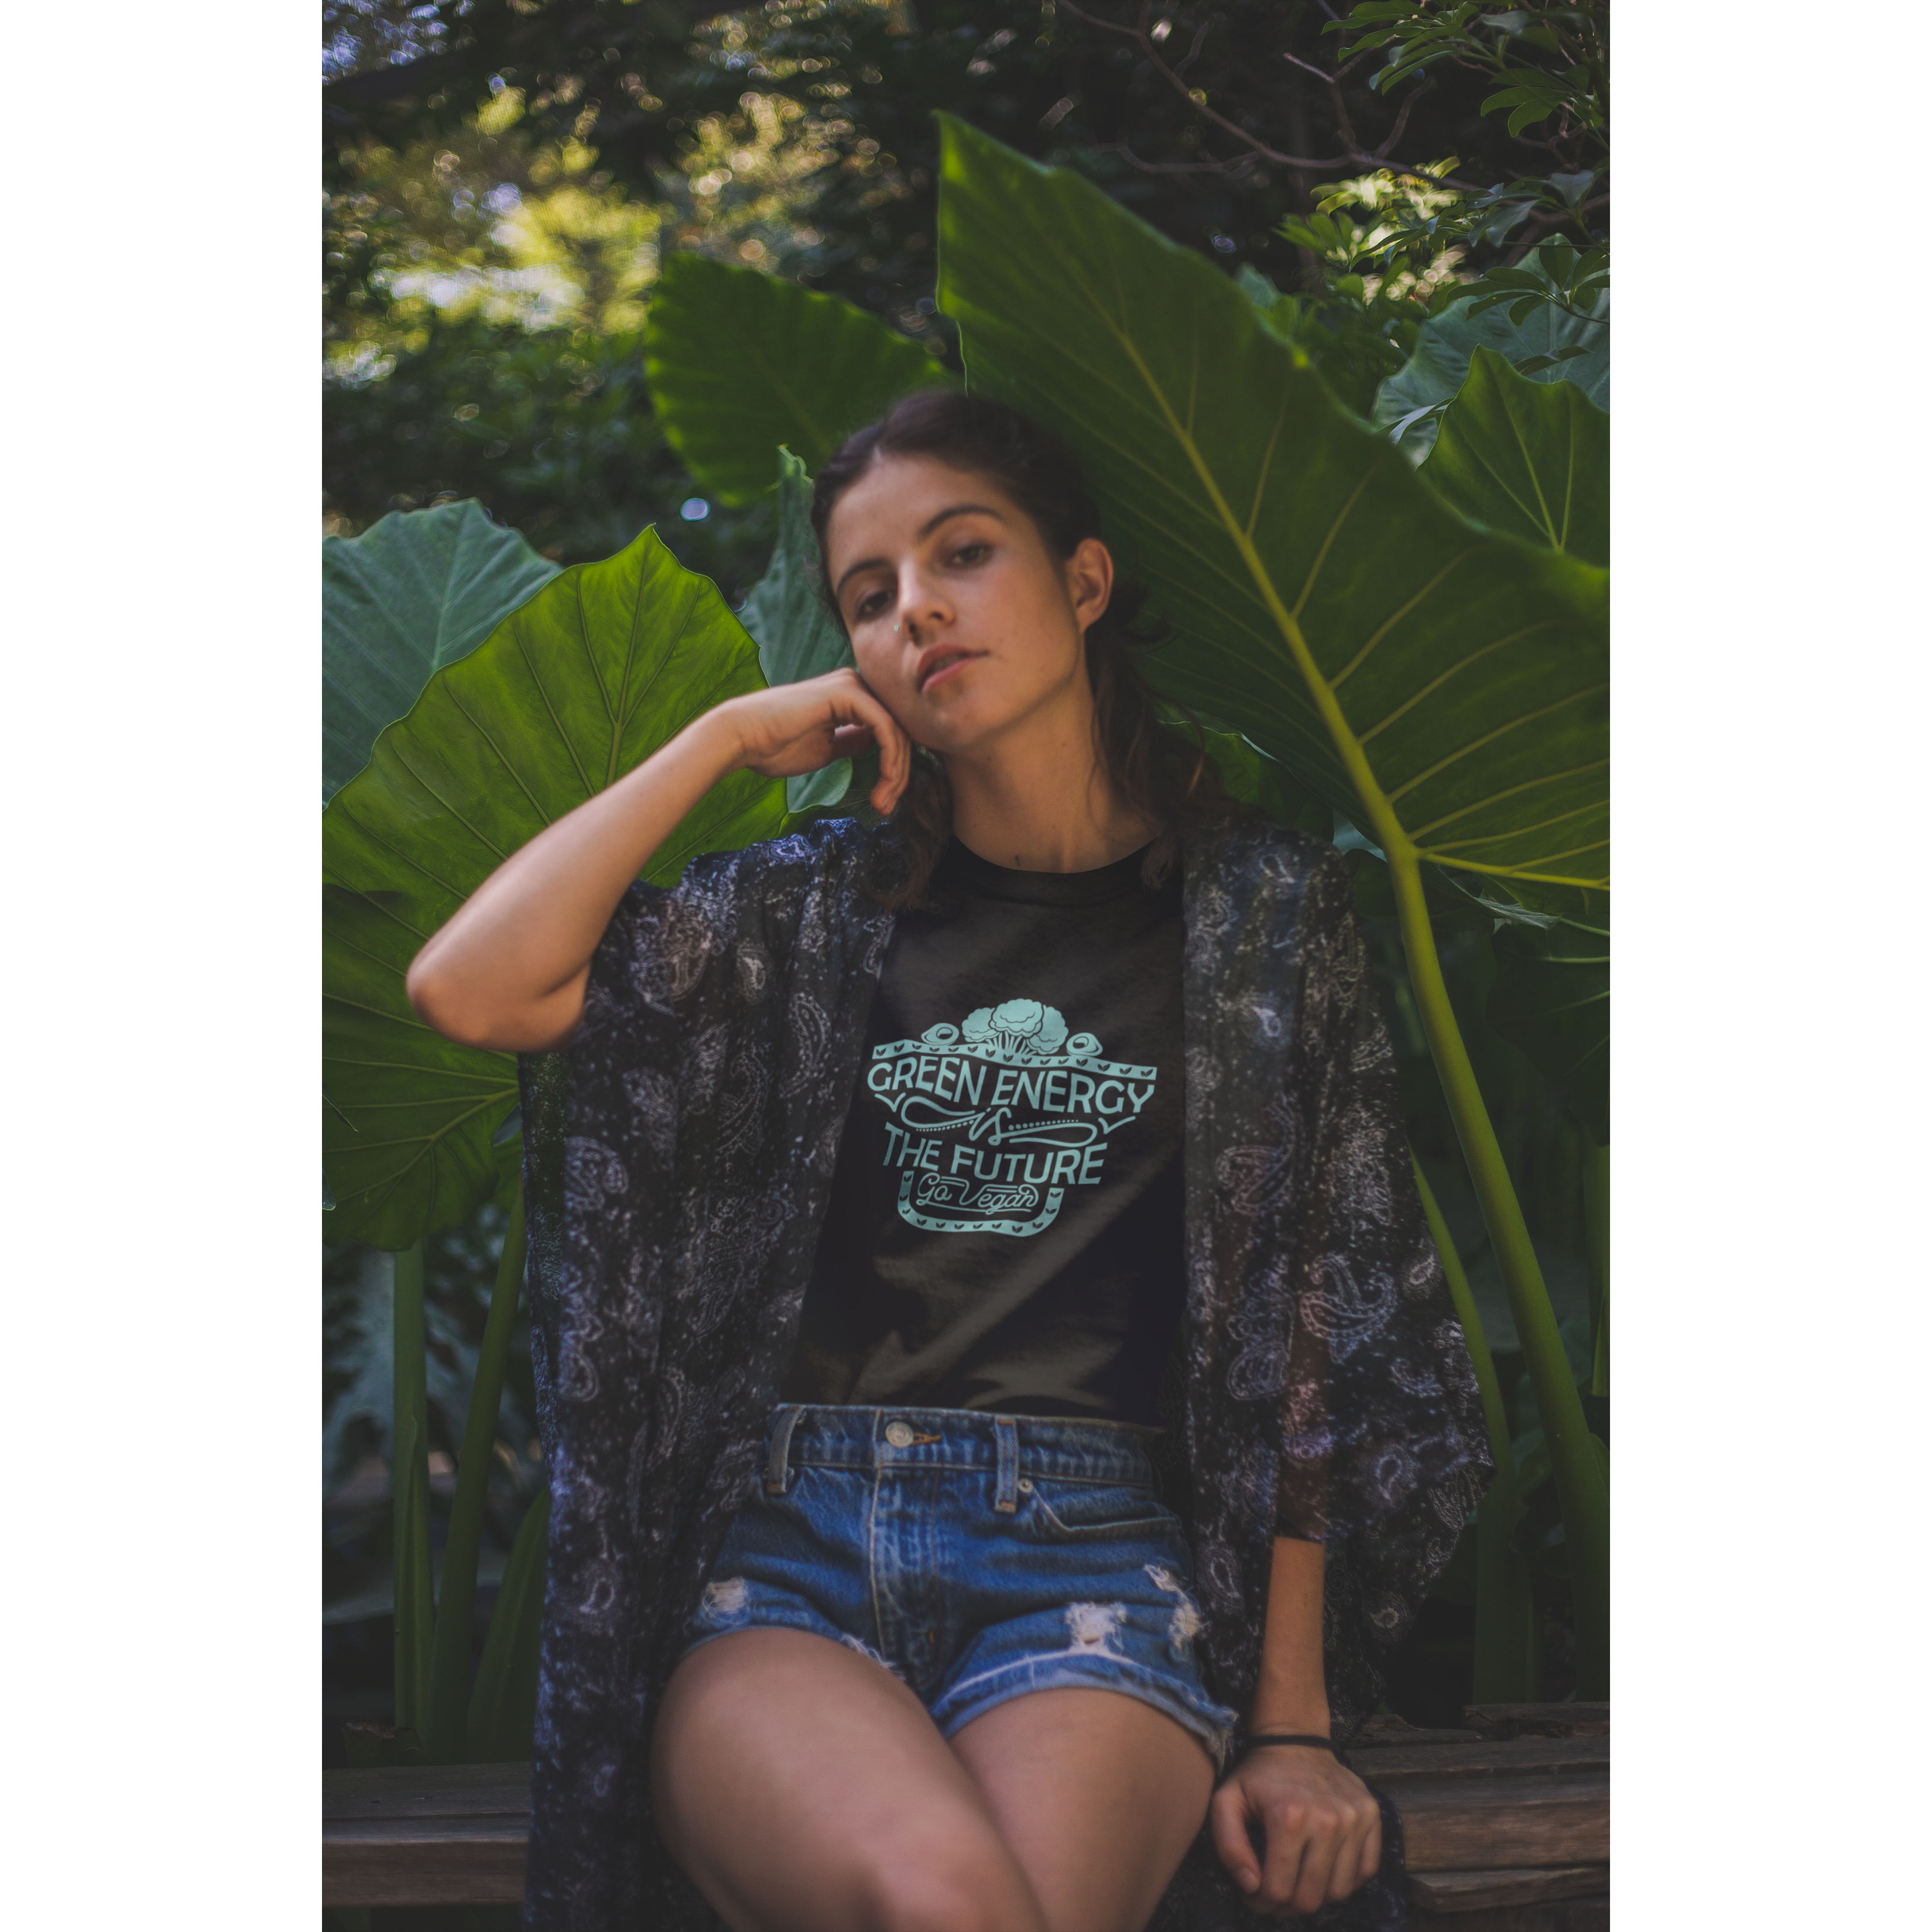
left=649, top=1626, right=1050, bottom=1932
left=948, top=1687, right=1217, bottom=1932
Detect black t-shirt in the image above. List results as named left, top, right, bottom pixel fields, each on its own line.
left=780, top=837, right=1186, bottom=1424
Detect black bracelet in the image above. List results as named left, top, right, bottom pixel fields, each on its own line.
left=1244, top=1733, right=1336, bottom=1755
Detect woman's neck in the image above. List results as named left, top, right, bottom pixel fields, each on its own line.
left=940, top=697, right=1157, bottom=875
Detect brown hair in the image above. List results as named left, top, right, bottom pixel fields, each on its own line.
left=809, top=389, right=1239, bottom=909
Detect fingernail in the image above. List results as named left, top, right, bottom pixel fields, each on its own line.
left=1238, top=1872, right=1258, bottom=1893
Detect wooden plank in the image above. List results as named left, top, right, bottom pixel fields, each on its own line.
left=1410, top=1899, right=1606, bottom=1932
left=323, top=1765, right=533, bottom=1906
left=1396, top=1775, right=1608, bottom=1871
left=323, top=1818, right=527, bottom=1907
left=325, top=1766, right=531, bottom=1822
left=1408, top=1865, right=1609, bottom=1911
left=1462, top=1703, right=1609, bottom=1740
left=319, top=1760, right=1610, bottom=1906
left=1351, top=1714, right=1485, bottom=1749
left=325, top=1762, right=531, bottom=1816
left=1359, top=1737, right=1607, bottom=1785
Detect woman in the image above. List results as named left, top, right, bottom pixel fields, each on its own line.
left=409, top=392, right=1488, bottom=1931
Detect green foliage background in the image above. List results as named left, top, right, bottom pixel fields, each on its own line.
left=323, top=0, right=1609, bottom=1741
left=324, top=2, right=1606, bottom=575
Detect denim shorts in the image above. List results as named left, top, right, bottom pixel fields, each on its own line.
left=676, top=1404, right=1238, bottom=1767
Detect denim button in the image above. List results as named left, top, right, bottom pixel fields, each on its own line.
left=885, top=1421, right=916, bottom=1448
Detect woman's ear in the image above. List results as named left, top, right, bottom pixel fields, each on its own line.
left=1068, top=536, right=1114, bottom=630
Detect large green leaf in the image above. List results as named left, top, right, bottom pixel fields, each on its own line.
left=1421, top=349, right=1609, bottom=566
left=1373, top=283, right=1609, bottom=461
left=323, top=528, right=789, bottom=1247
left=323, top=502, right=560, bottom=802
left=323, top=882, right=522, bottom=1249
left=738, top=447, right=857, bottom=811
left=1190, top=721, right=1328, bottom=837
left=934, top=122, right=1609, bottom=1690
left=645, top=254, right=952, bottom=505
left=1343, top=843, right=1497, bottom=942
left=1484, top=890, right=1609, bottom=1144
left=935, top=117, right=1608, bottom=898
left=1410, top=350, right=1607, bottom=1128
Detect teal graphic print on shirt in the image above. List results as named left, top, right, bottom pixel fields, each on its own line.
left=865, top=998, right=1159, bottom=1236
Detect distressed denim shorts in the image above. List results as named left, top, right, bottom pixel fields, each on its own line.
left=676, top=1404, right=1238, bottom=1767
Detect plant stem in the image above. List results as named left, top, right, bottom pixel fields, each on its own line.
left=1582, top=1136, right=1609, bottom=1399
left=1473, top=1484, right=1539, bottom=1700
left=1409, top=1152, right=1536, bottom=1701
left=1389, top=849, right=1608, bottom=1697
left=425, top=1186, right=529, bottom=1764
left=392, top=1241, right=434, bottom=1741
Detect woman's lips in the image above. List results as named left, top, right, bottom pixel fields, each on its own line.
left=917, top=649, right=980, bottom=693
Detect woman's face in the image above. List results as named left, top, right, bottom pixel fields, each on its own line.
left=823, top=452, right=1113, bottom=757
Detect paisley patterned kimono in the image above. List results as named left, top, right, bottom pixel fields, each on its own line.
left=517, top=813, right=1491, bottom=1931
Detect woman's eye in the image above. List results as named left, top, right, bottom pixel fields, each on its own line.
left=853, top=589, right=889, bottom=622
left=949, top=541, right=990, bottom=567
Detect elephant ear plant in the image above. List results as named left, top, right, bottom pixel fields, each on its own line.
left=738, top=447, right=861, bottom=813
left=1420, top=347, right=1609, bottom=566
left=1373, top=279, right=1609, bottom=464
left=324, top=529, right=788, bottom=1247
left=931, top=116, right=1608, bottom=1695
left=324, top=525, right=793, bottom=1767
left=645, top=251, right=954, bottom=505
left=323, top=499, right=560, bottom=804
left=323, top=271, right=957, bottom=1772
left=1403, top=334, right=1609, bottom=1688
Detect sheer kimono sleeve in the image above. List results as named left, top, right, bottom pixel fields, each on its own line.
left=519, top=842, right=763, bottom=1425
left=1269, top=848, right=1492, bottom=1553
left=520, top=826, right=858, bottom=1455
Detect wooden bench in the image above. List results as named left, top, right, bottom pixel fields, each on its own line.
left=1350, top=1704, right=1608, bottom=1930
left=325, top=1760, right=530, bottom=1909
left=324, top=1704, right=1607, bottom=1927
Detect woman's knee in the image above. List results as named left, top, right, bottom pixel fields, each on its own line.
left=851, top=1839, right=1042, bottom=1932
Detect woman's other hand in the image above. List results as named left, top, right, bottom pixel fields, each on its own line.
left=1208, top=1745, right=1382, bottom=1917
left=718, top=667, right=912, bottom=817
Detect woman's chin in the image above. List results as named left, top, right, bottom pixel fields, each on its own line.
left=912, top=707, right=1013, bottom=761
left=906, top=684, right=991, bottom=741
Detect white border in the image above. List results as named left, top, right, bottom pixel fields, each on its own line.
left=1621, top=5, right=1926, bottom=1925
left=0, top=5, right=316, bottom=1924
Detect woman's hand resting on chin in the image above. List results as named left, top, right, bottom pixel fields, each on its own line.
left=717, top=667, right=912, bottom=817
left=1209, top=1744, right=1383, bottom=1917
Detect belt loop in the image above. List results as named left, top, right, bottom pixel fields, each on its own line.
left=765, top=1405, right=805, bottom=1495
left=994, top=1415, right=1019, bottom=1513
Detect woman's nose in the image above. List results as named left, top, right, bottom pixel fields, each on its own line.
left=895, top=568, right=948, bottom=635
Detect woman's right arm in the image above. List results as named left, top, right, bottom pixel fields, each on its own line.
left=405, top=669, right=910, bottom=1053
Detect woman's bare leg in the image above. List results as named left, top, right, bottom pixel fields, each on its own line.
left=650, top=1628, right=1050, bottom=1932
left=948, top=1688, right=1217, bottom=1932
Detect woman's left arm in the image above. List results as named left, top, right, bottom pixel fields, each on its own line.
left=1207, top=1537, right=1383, bottom=1916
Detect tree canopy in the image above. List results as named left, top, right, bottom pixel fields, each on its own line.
left=323, top=2, right=1608, bottom=570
